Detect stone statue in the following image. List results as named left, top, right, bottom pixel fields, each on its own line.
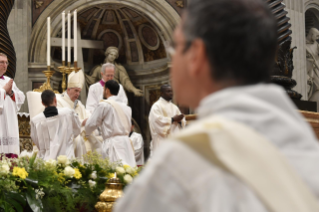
left=85, top=46, right=143, bottom=96
left=306, top=28, right=319, bottom=106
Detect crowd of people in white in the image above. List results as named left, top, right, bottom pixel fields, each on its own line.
left=0, top=55, right=185, bottom=167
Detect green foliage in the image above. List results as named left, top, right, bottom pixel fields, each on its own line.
left=0, top=152, right=142, bottom=211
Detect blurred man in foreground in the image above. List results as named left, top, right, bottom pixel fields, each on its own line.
left=114, top=0, right=319, bottom=211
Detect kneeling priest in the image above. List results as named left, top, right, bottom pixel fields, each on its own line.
left=31, top=90, right=81, bottom=160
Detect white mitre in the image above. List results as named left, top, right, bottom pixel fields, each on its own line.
left=68, top=69, right=84, bottom=89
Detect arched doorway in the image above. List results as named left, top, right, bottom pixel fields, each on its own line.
left=28, top=0, right=181, bottom=159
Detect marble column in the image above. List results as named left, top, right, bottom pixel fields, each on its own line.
left=283, top=0, right=308, bottom=100
left=7, top=0, right=32, bottom=112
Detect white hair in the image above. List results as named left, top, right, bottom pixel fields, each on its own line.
left=101, top=63, right=115, bottom=74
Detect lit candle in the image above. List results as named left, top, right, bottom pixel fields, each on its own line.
left=114, top=172, right=117, bottom=178
left=47, top=17, right=50, bottom=66
left=74, top=9, right=77, bottom=61
left=68, top=11, right=71, bottom=63
left=62, top=11, right=65, bottom=62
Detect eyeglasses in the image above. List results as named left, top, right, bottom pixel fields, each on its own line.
left=164, top=41, right=176, bottom=57
left=0, top=61, right=9, bottom=66
left=164, top=40, right=192, bottom=57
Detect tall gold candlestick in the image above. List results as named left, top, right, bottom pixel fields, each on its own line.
left=58, top=61, right=67, bottom=92
left=33, top=66, right=59, bottom=94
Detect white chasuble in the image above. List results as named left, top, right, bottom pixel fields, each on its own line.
left=30, top=108, right=81, bottom=160
left=56, top=93, right=93, bottom=158
left=149, top=97, right=186, bottom=154
left=86, top=81, right=128, bottom=114
left=0, top=76, right=25, bottom=154
left=85, top=96, right=136, bottom=167
left=130, top=132, right=144, bottom=166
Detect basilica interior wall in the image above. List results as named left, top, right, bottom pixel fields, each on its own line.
left=25, top=0, right=185, bottom=159
left=7, top=0, right=32, bottom=112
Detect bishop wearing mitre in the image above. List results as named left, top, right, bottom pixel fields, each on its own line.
left=57, top=70, right=102, bottom=158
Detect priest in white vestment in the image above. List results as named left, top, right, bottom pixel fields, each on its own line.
left=85, top=80, right=136, bottom=167
left=0, top=53, right=25, bottom=155
left=149, top=84, right=186, bottom=154
left=114, top=1, right=319, bottom=212
left=129, top=122, right=144, bottom=166
left=86, top=63, right=128, bottom=114
left=30, top=90, right=81, bottom=160
left=57, top=70, right=102, bottom=158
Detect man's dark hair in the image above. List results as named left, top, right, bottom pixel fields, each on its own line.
left=41, top=90, right=56, bottom=106
left=183, top=0, right=278, bottom=84
left=160, top=84, right=171, bottom=93
left=105, top=80, right=120, bottom=95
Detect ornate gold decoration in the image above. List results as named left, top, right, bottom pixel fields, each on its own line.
left=70, top=61, right=81, bottom=73
left=58, top=61, right=67, bottom=92
left=18, top=114, right=33, bottom=153
left=34, top=0, right=44, bottom=9
left=95, top=177, right=123, bottom=212
left=33, top=66, right=59, bottom=94
left=176, top=1, right=184, bottom=8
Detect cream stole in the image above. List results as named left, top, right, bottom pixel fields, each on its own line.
left=100, top=99, right=130, bottom=135
left=173, top=116, right=319, bottom=212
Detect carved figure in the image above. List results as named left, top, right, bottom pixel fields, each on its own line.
left=306, top=28, right=319, bottom=105
left=85, top=47, right=143, bottom=96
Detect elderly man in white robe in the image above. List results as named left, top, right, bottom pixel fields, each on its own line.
left=85, top=80, right=136, bottom=167
left=114, top=0, right=319, bottom=212
left=57, top=70, right=102, bottom=158
left=0, top=53, right=25, bottom=156
left=149, top=84, right=186, bottom=154
left=86, top=63, right=128, bottom=114
left=129, top=121, right=144, bottom=166
left=31, top=90, right=81, bottom=160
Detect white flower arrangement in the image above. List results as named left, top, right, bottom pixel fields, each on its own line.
left=64, top=166, right=75, bottom=178
left=115, top=167, right=125, bottom=175
left=88, top=180, right=96, bottom=188
left=123, top=174, right=133, bottom=184
left=125, top=166, right=135, bottom=175
left=19, top=150, right=33, bottom=159
left=0, top=163, right=10, bottom=176
left=90, top=171, right=97, bottom=179
left=57, top=155, right=70, bottom=165
left=45, top=159, right=57, bottom=167
left=35, top=187, right=45, bottom=199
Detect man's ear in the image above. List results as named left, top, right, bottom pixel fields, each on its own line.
left=53, top=97, right=57, bottom=106
left=187, top=39, right=208, bottom=78
left=41, top=101, right=45, bottom=107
